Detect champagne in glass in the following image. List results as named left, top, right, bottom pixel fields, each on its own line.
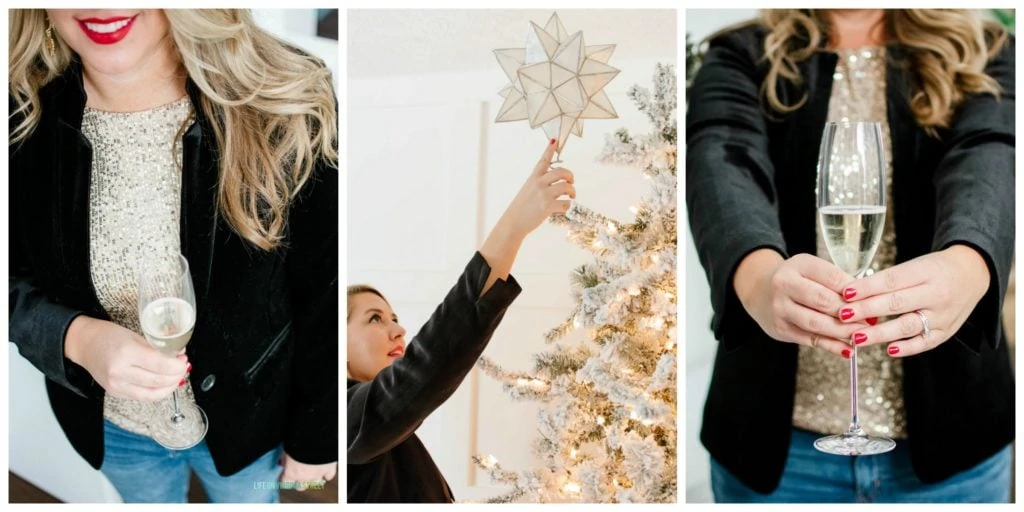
left=137, top=253, right=208, bottom=450
left=814, top=121, right=896, bottom=456
left=140, top=297, right=196, bottom=355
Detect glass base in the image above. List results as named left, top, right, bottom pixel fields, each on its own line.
left=814, top=432, right=896, bottom=456
left=152, top=403, right=209, bottom=451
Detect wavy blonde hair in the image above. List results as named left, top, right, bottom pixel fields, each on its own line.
left=9, top=9, right=338, bottom=251
left=754, top=9, right=1008, bottom=136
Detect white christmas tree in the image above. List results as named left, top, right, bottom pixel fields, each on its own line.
left=475, top=64, right=677, bottom=503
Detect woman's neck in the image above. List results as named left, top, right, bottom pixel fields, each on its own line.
left=82, top=43, right=187, bottom=112
left=827, top=9, right=887, bottom=49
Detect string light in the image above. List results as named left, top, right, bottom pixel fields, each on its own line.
left=481, top=454, right=498, bottom=468
left=564, top=482, right=582, bottom=494
left=607, top=221, right=617, bottom=233
left=596, top=415, right=606, bottom=425
left=570, top=448, right=578, bottom=459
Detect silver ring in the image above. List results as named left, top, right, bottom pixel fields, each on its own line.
left=915, top=310, right=930, bottom=339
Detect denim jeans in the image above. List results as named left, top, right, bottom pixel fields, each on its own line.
left=100, top=419, right=283, bottom=503
left=712, top=428, right=1012, bottom=503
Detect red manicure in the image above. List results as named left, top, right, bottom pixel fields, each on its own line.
left=843, top=287, right=857, bottom=300
left=550, top=138, right=556, bottom=145
left=840, top=308, right=854, bottom=321
left=887, top=346, right=900, bottom=356
left=186, top=363, right=192, bottom=373
left=842, top=349, right=851, bottom=359
left=179, top=378, right=186, bottom=387
left=866, top=317, right=878, bottom=326
left=853, top=333, right=867, bottom=345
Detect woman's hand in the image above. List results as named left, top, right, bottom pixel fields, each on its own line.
left=478, top=139, right=575, bottom=294
left=279, top=452, right=337, bottom=491
left=498, top=138, right=575, bottom=239
left=734, top=249, right=868, bottom=358
left=836, top=245, right=990, bottom=357
left=64, top=316, right=189, bottom=401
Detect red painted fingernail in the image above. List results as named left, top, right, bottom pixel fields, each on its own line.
left=550, top=138, right=556, bottom=145
left=888, top=346, right=900, bottom=356
left=179, top=378, right=186, bottom=387
left=853, top=333, right=867, bottom=345
left=843, top=287, right=857, bottom=300
left=842, top=349, right=851, bottom=359
left=186, top=363, right=192, bottom=373
left=867, top=317, right=878, bottom=326
left=840, top=308, right=854, bottom=321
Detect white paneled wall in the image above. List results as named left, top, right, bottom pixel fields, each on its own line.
left=349, top=38, right=675, bottom=500
left=684, top=9, right=757, bottom=504
left=7, top=10, right=337, bottom=503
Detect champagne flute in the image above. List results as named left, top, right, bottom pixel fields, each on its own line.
left=814, top=121, right=896, bottom=456
left=137, top=253, right=208, bottom=450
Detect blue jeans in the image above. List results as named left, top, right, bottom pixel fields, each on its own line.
left=100, top=419, right=283, bottom=503
left=712, top=428, right=1012, bottom=503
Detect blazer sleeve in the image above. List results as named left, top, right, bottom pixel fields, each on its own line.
left=8, top=108, right=95, bottom=399
left=281, top=157, right=340, bottom=464
left=347, top=252, right=521, bottom=465
left=930, top=35, right=1015, bottom=353
left=686, top=27, right=789, bottom=351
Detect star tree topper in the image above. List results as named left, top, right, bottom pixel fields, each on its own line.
left=494, top=12, right=619, bottom=160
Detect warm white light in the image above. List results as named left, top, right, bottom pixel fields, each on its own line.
left=481, top=454, right=498, bottom=468
left=642, top=419, right=654, bottom=426
left=570, top=448, right=578, bottom=459
left=564, top=482, right=581, bottom=493
left=607, top=222, right=617, bottom=233
left=629, top=411, right=639, bottom=420
left=629, top=205, right=639, bottom=215
left=516, top=378, right=528, bottom=387
left=596, top=415, right=606, bottom=425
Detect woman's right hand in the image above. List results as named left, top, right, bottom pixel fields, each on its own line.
left=498, top=138, right=575, bottom=239
left=478, top=139, right=575, bottom=295
left=64, top=316, right=189, bottom=401
left=733, top=249, right=869, bottom=358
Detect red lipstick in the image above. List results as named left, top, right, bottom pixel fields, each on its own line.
left=76, top=15, right=138, bottom=45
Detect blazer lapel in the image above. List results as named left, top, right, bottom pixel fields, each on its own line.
left=50, top=61, right=106, bottom=316
left=181, top=79, right=219, bottom=300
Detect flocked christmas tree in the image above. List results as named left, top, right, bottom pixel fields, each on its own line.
left=474, top=64, right=677, bottom=503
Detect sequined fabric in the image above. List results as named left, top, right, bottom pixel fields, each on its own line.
left=83, top=96, right=206, bottom=445
left=793, top=47, right=907, bottom=439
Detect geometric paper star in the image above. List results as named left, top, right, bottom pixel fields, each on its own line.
left=494, top=12, right=619, bottom=159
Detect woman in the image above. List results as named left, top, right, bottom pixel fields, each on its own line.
left=347, top=140, right=574, bottom=502
left=687, top=9, right=1013, bottom=503
left=9, top=9, right=337, bottom=503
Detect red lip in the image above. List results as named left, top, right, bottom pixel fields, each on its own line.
left=76, top=15, right=138, bottom=45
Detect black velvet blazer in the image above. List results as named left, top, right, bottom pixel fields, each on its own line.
left=9, top=60, right=338, bottom=476
left=347, top=252, right=521, bottom=502
left=687, top=25, right=1014, bottom=493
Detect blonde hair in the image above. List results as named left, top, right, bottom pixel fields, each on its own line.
left=347, top=285, right=387, bottom=321
left=753, top=9, right=1008, bottom=136
left=9, top=9, right=338, bottom=251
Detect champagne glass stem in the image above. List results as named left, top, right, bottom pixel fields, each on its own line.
left=171, top=387, right=185, bottom=424
left=846, top=270, right=863, bottom=436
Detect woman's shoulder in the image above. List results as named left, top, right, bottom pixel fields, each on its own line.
left=704, top=19, right=770, bottom=58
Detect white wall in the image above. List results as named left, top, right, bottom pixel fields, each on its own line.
left=7, top=9, right=337, bottom=503
left=349, top=10, right=675, bottom=501
left=683, top=8, right=757, bottom=504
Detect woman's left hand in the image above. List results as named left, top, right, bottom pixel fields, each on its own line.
left=279, top=452, right=337, bottom=490
left=836, top=245, right=991, bottom=357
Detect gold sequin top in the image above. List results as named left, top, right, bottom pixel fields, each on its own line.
left=792, top=47, right=907, bottom=439
left=82, top=96, right=205, bottom=445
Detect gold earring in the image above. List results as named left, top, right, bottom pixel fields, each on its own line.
left=45, top=22, right=55, bottom=58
